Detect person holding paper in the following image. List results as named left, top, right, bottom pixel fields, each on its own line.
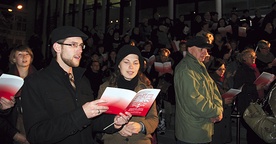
left=0, top=97, right=30, bottom=144
left=5, top=45, right=37, bottom=143
left=208, top=59, right=234, bottom=144
left=174, top=36, right=223, bottom=144
left=20, top=26, right=131, bottom=144
left=0, top=72, right=29, bottom=144
left=98, top=44, right=158, bottom=144
left=233, top=48, right=268, bottom=144
left=255, top=40, right=275, bottom=74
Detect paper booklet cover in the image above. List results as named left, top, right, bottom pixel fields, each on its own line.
left=99, top=87, right=160, bottom=116
left=154, top=62, right=173, bottom=74
left=254, top=72, right=275, bottom=86
left=222, top=88, right=242, bottom=99
left=144, top=55, right=156, bottom=66
left=0, top=74, right=24, bottom=100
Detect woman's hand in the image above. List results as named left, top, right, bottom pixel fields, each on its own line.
left=118, top=122, right=142, bottom=137
left=114, top=112, right=132, bottom=129
left=0, top=96, right=15, bottom=110
left=224, top=97, right=234, bottom=105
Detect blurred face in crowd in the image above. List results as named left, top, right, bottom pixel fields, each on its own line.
left=91, top=53, right=100, bottom=61
left=55, top=37, right=83, bottom=69
left=216, top=64, right=226, bottom=78
left=243, top=51, right=256, bottom=65
left=259, top=44, right=271, bottom=55
left=223, top=49, right=232, bottom=60
left=218, top=19, right=226, bottom=27
left=231, top=14, right=238, bottom=23
left=265, top=23, right=273, bottom=34
left=160, top=50, right=170, bottom=62
left=118, top=54, right=140, bottom=81
left=144, top=43, right=152, bottom=52
left=90, top=61, right=100, bottom=72
left=109, top=51, right=117, bottom=60
left=188, top=46, right=209, bottom=62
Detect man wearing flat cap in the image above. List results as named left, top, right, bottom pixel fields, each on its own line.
left=21, top=26, right=131, bottom=144
left=174, top=36, right=223, bottom=144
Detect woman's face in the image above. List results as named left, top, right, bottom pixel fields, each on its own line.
left=223, top=49, right=232, bottom=60
left=259, top=45, right=270, bottom=55
left=14, top=50, right=32, bottom=68
left=243, top=52, right=256, bottom=65
left=118, top=54, right=140, bottom=81
left=216, top=64, right=226, bottom=78
left=144, top=44, right=152, bottom=52
left=219, top=19, right=225, bottom=27
left=109, top=51, right=116, bottom=60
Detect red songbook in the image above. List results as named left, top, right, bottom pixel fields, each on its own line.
left=222, top=88, right=242, bottom=99
left=254, top=72, right=275, bottom=86
left=154, top=62, right=173, bottom=74
left=99, top=87, right=160, bottom=116
left=0, top=74, right=24, bottom=100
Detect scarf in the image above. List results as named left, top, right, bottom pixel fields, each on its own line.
left=248, top=63, right=264, bottom=99
left=117, top=75, right=138, bottom=91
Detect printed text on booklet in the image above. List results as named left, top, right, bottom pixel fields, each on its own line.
left=99, top=87, right=160, bottom=116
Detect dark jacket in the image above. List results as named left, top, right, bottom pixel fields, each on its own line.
left=233, top=63, right=259, bottom=114
left=21, top=59, right=116, bottom=144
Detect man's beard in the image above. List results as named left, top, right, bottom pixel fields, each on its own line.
left=61, top=55, right=80, bottom=67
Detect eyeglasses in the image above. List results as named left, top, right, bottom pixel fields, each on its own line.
left=57, top=42, right=85, bottom=50
left=246, top=55, right=257, bottom=59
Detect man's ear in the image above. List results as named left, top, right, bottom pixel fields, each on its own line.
left=53, top=43, right=61, bottom=53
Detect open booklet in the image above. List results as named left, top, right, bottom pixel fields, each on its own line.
left=222, top=84, right=243, bottom=99
left=144, top=55, right=156, bottom=66
left=154, top=61, right=173, bottom=74
left=99, top=87, right=160, bottom=116
left=254, top=72, right=275, bottom=86
left=0, top=74, right=24, bottom=100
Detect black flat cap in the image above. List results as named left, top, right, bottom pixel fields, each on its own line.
left=50, top=26, right=88, bottom=44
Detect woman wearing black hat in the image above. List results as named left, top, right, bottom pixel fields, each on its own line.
left=98, top=45, right=158, bottom=144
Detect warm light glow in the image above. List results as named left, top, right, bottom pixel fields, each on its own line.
left=17, top=4, right=23, bottom=10
left=8, top=9, right=13, bottom=12
left=115, top=20, right=118, bottom=23
left=110, top=20, right=113, bottom=23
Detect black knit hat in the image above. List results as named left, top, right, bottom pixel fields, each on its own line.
left=116, top=45, right=144, bottom=71
left=50, top=26, right=88, bottom=44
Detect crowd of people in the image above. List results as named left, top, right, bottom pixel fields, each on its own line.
left=1, top=2, right=276, bottom=144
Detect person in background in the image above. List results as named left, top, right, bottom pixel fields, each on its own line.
left=255, top=40, right=275, bottom=75
left=208, top=59, right=233, bottom=144
left=85, top=61, right=104, bottom=99
left=174, top=36, right=223, bottom=144
left=170, top=40, right=187, bottom=71
left=233, top=48, right=268, bottom=144
left=98, top=45, right=158, bottom=144
left=0, top=99, right=29, bottom=144
left=21, top=26, right=131, bottom=144
left=0, top=85, right=29, bottom=144
left=5, top=45, right=37, bottom=143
